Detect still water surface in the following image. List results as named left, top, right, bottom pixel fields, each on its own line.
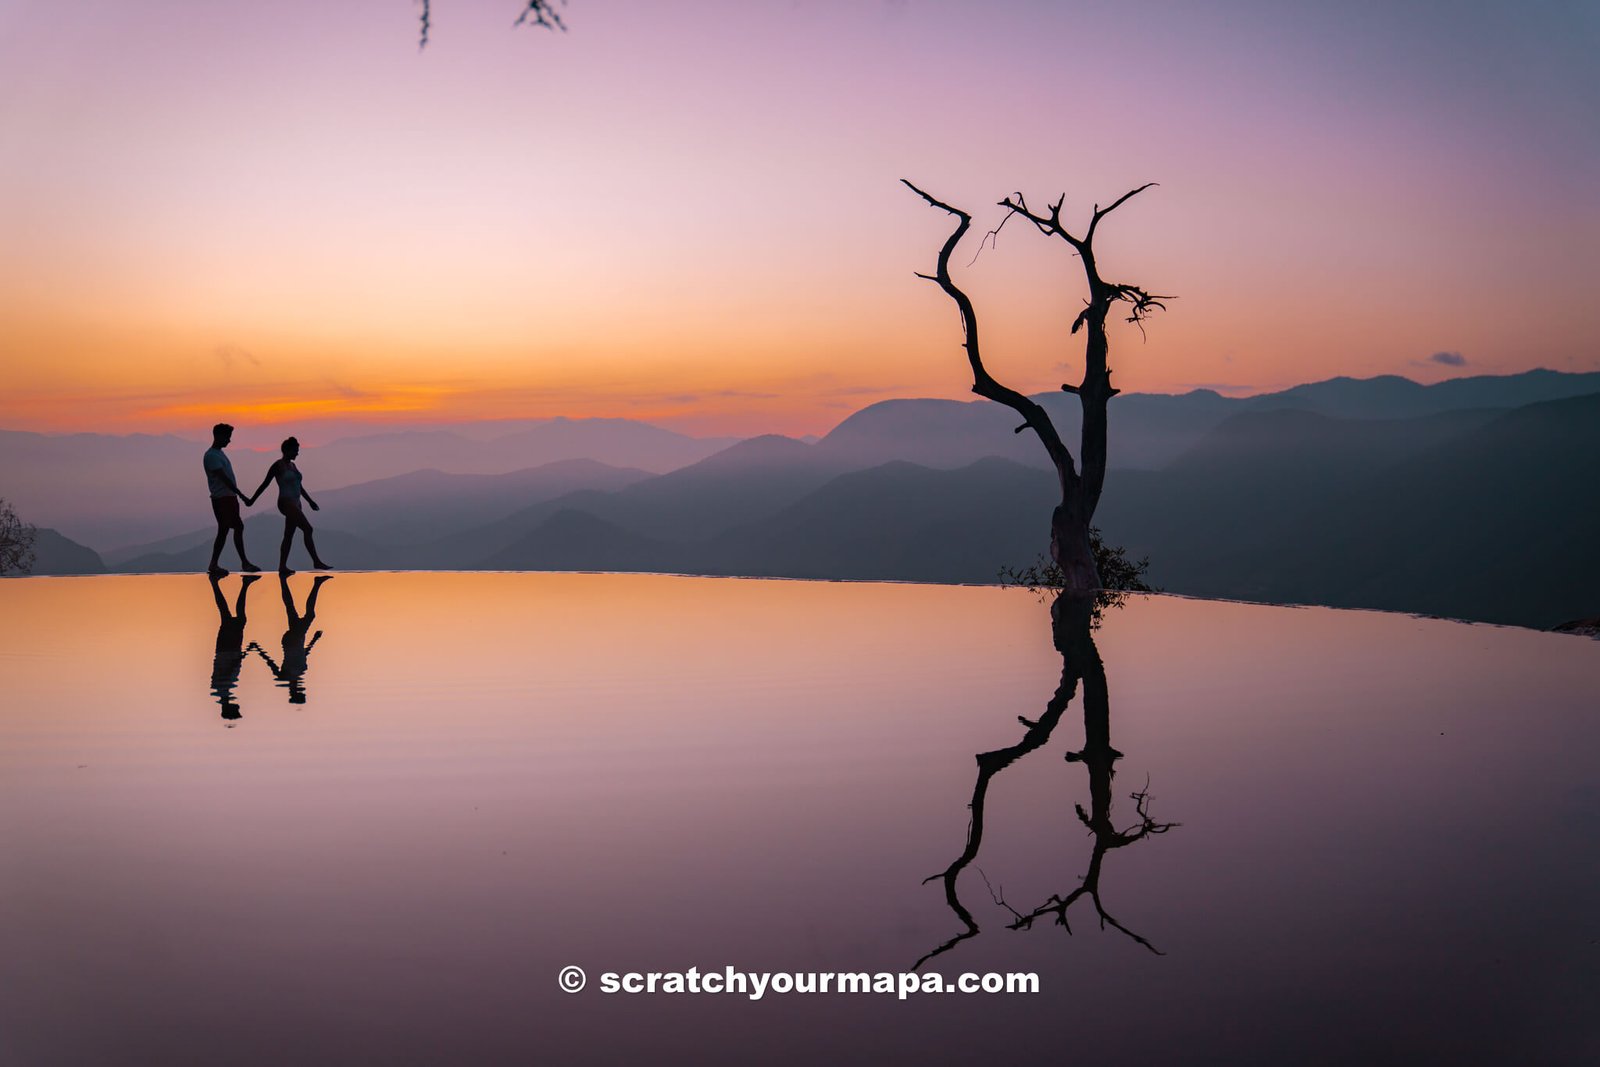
left=2, top=573, right=1598, bottom=1064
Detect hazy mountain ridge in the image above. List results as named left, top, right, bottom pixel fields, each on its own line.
left=1098, top=393, right=1600, bottom=626
left=10, top=370, right=1598, bottom=628
left=818, top=368, right=1600, bottom=474
left=296, top=459, right=653, bottom=547
left=2, top=418, right=737, bottom=549
left=16, top=528, right=108, bottom=577
left=11, top=368, right=1596, bottom=549
left=108, top=458, right=652, bottom=569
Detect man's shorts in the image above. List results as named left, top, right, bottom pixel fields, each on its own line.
left=211, top=495, right=243, bottom=529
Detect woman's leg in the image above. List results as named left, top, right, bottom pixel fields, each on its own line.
left=291, top=507, right=329, bottom=569
left=302, top=521, right=329, bottom=569
left=279, top=512, right=296, bottom=574
left=285, top=506, right=329, bottom=570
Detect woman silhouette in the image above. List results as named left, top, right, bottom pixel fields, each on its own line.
left=248, top=436, right=331, bottom=575
left=249, top=574, right=331, bottom=705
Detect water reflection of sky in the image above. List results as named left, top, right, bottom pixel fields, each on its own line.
left=2, top=573, right=1597, bottom=1064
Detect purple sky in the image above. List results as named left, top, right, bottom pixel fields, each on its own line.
left=2, top=0, right=1596, bottom=434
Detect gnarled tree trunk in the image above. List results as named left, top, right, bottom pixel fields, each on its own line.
left=903, top=180, right=1166, bottom=596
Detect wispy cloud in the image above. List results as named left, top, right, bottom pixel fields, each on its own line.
left=1427, top=350, right=1467, bottom=367
left=323, top=378, right=375, bottom=399
left=659, top=390, right=781, bottom=405
left=821, top=384, right=899, bottom=398
left=214, top=343, right=261, bottom=370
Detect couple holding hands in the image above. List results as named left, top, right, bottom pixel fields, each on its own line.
left=204, top=423, right=331, bottom=576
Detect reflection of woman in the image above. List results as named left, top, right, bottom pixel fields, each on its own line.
left=249, top=574, right=331, bottom=705
left=247, top=436, right=330, bottom=575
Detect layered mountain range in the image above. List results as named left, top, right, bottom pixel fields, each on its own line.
left=7, top=370, right=1598, bottom=629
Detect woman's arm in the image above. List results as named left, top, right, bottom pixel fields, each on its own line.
left=248, top=643, right=283, bottom=675
left=301, top=486, right=319, bottom=511
left=246, top=461, right=280, bottom=507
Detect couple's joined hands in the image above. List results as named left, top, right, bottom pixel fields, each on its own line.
left=238, top=492, right=317, bottom=510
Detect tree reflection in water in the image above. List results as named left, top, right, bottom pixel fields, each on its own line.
left=918, top=593, right=1177, bottom=969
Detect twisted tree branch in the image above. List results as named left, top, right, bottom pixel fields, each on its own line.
left=902, top=179, right=1080, bottom=494
left=418, top=1, right=568, bottom=49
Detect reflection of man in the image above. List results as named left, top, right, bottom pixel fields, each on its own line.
left=204, top=422, right=261, bottom=577
left=251, top=574, right=331, bottom=705
left=209, top=573, right=260, bottom=722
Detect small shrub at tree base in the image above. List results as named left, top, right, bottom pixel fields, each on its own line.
left=999, top=528, right=1155, bottom=595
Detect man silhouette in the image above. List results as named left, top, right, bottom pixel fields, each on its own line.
left=209, top=572, right=260, bottom=722
left=204, top=423, right=261, bottom=576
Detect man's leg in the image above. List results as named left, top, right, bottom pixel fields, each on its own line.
left=232, top=523, right=259, bottom=571
left=209, top=572, right=230, bottom=616
left=208, top=524, right=228, bottom=575
left=234, top=573, right=259, bottom=616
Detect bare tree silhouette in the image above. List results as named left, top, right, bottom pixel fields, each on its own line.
left=904, top=180, right=1169, bottom=594
left=917, top=595, right=1176, bottom=968
left=0, top=498, right=37, bottom=575
left=417, top=1, right=567, bottom=49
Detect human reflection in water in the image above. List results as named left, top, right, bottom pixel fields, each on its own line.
left=917, top=593, right=1177, bottom=968
left=248, top=574, right=331, bottom=704
left=209, top=573, right=261, bottom=722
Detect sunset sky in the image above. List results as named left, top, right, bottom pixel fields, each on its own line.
left=2, top=0, right=1596, bottom=438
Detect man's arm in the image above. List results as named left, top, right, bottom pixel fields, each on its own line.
left=206, top=452, right=249, bottom=501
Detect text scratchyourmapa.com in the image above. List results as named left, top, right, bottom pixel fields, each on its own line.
left=557, top=966, right=1039, bottom=1000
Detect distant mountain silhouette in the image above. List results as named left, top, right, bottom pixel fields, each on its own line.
left=485, top=418, right=737, bottom=471
left=474, top=458, right=1054, bottom=582
left=1262, top=392, right=1600, bottom=626
left=25, top=528, right=107, bottom=576
left=105, top=458, right=648, bottom=570
left=0, top=429, right=203, bottom=547
left=4, top=418, right=738, bottom=550
left=465, top=392, right=1600, bottom=626
left=312, top=418, right=736, bottom=486
left=118, top=521, right=395, bottom=574
left=9, top=370, right=1597, bottom=628
left=303, top=459, right=652, bottom=546
left=409, top=434, right=851, bottom=566
left=701, top=458, right=1054, bottom=582
left=587, top=434, right=850, bottom=542
left=815, top=369, right=1600, bottom=474
left=1238, top=368, right=1600, bottom=419
left=480, top=509, right=680, bottom=572
left=814, top=392, right=1240, bottom=472
left=1098, top=394, right=1600, bottom=627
